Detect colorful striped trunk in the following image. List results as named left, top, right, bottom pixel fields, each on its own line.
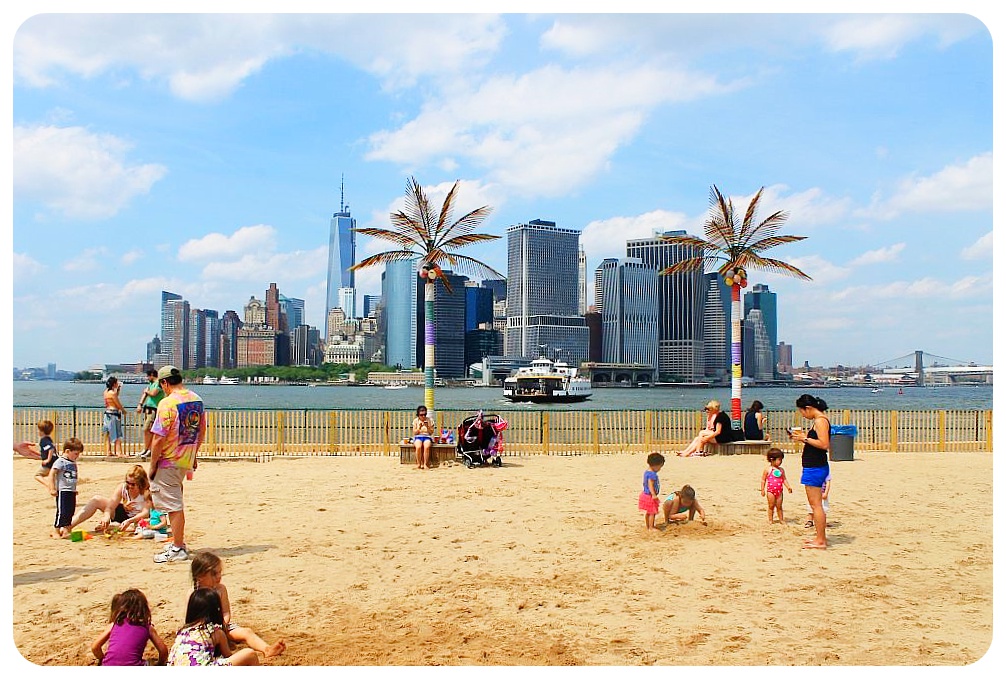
left=730, top=282, right=742, bottom=426
left=424, top=280, right=436, bottom=416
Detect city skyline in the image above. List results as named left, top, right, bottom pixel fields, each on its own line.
left=10, top=10, right=995, bottom=371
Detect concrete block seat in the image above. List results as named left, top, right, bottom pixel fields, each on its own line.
left=399, top=443, right=457, bottom=467
left=714, top=440, right=772, bottom=456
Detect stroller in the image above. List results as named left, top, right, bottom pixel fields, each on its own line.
left=456, top=410, right=507, bottom=468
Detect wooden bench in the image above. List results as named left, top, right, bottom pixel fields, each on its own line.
left=714, top=440, right=773, bottom=456
left=399, top=443, right=457, bottom=466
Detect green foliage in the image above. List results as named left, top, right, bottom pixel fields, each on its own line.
left=182, top=362, right=396, bottom=383
left=73, top=371, right=103, bottom=381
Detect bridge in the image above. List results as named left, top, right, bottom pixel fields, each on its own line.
left=873, top=351, right=992, bottom=386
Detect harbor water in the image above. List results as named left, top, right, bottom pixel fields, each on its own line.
left=12, top=381, right=993, bottom=413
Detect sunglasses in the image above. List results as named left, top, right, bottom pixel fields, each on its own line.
left=125, top=480, right=138, bottom=486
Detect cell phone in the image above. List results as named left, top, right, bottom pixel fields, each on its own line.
left=786, top=427, right=793, bottom=435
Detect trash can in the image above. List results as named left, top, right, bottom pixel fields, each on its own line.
left=829, top=424, right=857, bottom=461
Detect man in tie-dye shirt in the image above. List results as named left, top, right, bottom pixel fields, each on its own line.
left=149, top=365, right=205, bottom=564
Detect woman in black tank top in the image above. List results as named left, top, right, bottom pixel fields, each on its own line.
left=789, top=394, right=830, bottom=549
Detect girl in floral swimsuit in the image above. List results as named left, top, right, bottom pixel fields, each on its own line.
left=168, top=588, right=259, bottom=666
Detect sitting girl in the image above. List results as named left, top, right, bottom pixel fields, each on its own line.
left=91, top=588, right=168, bottom=665
left=168, top=588, right=259, bottom=666
left=662, top=485, right=706, bottom=525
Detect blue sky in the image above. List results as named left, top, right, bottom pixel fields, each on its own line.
left=7, top=7, right=996, bottom=372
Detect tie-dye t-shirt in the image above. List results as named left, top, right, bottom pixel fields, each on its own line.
left=151, top=387, right=204, bottom=470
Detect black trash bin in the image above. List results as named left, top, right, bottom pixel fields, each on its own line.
left=829, top=424, right=857, bottom=461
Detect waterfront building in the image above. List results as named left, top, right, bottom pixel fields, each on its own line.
left=167, top=298, right=190, bottom=369
left=593, top=267, right=605, bottom=313
left=46, top=363, right=56, bottom=380
left=702, top=272, right=731, bottom=381
left=362, top=294, right=381, bottom=318
left=279, top=295, right=305, bottom=330
left=381, top=258, right=418, bottom=370
left=324, top=337, right=364, bottom=365
left=146, top=335, right=161, bottom=364
left=325, top=184, right=356, bottom=341
left=597, top=258, right=658, bottom=370
left=578, top=245, right=587, bottom=315
left=742, top=308, right=774, bottom=381
left=243, top=296, right=266, bottom=326
left=236, top=326, right=279, bottom=367
left=418, top=270, right=468, bottom=378
left=626, top=230, right=705, bottom=381
left=156, top=291, right=183, bottom=368
left=505, top=219, right=588, bottom=365
left=744, top=283, right=778, bottom=377
left=481, top=278, right=507, bottom=303
left=338, top=287, right=356, bottom=319
left=203, top=309, right=220, bottom=369
left=584, top=310, right=602, bottom=363
left=465, top=327, right=503, bottom=372
left=219, top=311, right=242, bottom=369
left=188, top=308, right=207, bottom=369
left=777, top=341, right=793, bottom=374
left=291, top=324, right=323, bottom=366
left=465, top=282, right=494, bottom=332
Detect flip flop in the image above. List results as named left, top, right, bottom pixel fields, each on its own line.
left=804, top=520, right=814, bottom=528
left=802, top=542, right=827, bottom=550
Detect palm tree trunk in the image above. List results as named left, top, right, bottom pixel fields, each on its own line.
left=424, top=280, right=436, bottom=415
left=730, top=282, right=742, bottom=426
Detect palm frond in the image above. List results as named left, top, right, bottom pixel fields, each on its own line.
left=350, top=250, right=419, bottom=272
left=437, top=205, right=493, bottom=244
left=433, top=181, right=460, bottom=239
left=353, top=226, right=423, bottom=250
left=741, top=253, right=812, bottom=280
left=439, top=232, right=501, bottom=250
left=746, top=234, right=806, bottom=253
left=657, top=233, right=719, bottom=252
left=741, top=210, right=789, bottom=248
left=402, top=176, right=433, bottom=245
left=738, top=186, right=764, bottom=243
left=436, top=252, right=506, bottom=280
left=658, top=256, right=712, bottom=276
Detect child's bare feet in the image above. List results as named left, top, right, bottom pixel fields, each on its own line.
left=264, top=640, right=286, bottom=658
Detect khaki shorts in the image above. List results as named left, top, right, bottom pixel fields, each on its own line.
left=142, top=409, right=157, bottom=432
left=150, top=466, right=186, bottom=513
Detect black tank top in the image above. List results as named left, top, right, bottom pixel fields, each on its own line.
left=802, top=417, right=829, bottom=468
left=743, top=411, right=763, bottom=440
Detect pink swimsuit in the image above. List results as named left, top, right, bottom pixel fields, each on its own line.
left=766, top=467, right=786, bottom=495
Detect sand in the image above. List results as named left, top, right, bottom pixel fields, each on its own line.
left=9, top=450, right=994, bottom=666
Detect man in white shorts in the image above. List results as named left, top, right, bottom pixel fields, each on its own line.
left=148, top=365, right=205, bottom=564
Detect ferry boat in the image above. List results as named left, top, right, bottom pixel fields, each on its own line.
left=502, top=358, right=593, bottom=403
left=218, top=375, right=240, bottom=385
left=202, top=375, right=218, bottom=385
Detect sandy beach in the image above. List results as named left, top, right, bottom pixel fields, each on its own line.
left=10, top=450, right=993, bottom=666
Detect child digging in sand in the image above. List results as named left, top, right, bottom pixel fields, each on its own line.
left=663, top=485, right=706, bottom=525
left=638, top=453, right=665, bottom=531
left=760, top=448, right=793, bottom=524
left=190, top=551, right=286, bottom=659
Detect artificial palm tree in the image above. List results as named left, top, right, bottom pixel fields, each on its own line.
left=350, top=176, right=502, bottom=416
left=659, top=185, right=811, bottom=426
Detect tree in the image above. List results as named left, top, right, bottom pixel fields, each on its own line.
left=659, top=185, right=811, bottom=425
left=350, top=177, right=501, bottom=416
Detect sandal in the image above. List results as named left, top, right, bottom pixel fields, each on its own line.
left=803, top=520, right=814, bottom=528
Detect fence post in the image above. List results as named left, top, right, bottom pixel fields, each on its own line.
left=645, top=411, right=652, bottom=452
left=542, top=412, right=549, bottom=455
left=843, top=409, right=851, bottom=425
left=986, top=410, right=993, bottom=453
left=276, top=411, right=284, bottom=457
left=890, top=411, right=898, bottom=452
left=592, top=412, right=600, bottom=454
left=938, top=410, right=946, bottom=452
left=72, top=405, right=78, bottom=439
left=383, top=412, right=390, bottom=456
left=205, top=411, right=216, bottom=456
left=329, top=411, right=337, bottom=454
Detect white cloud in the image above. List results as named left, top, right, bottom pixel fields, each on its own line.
left=961, top=231, right=992, bottom=260
left=14, top=124, right=167, bottom=221
left=14, top=14, right=505, bottom=102
left=121, top=249, right=144, bottom=266
left=828, top=275, right=990, bottom=303
left=62, top=247, right=110, bottom=272
left=822, top=14, right=984, bottom=60
left=753, top=185, right=852, bottom=228
left=13, top=252, right=45, bottom=278
left=580, top=210, right=694, bottom=265
left=848, top=243, right=905, bottom=267
left=366, top=63, right=732, bottom=197
left=200, top=246, right=328, bottom=283
left=178, top=225, right=278, bottom=262
left=860, top=153, right=992, bottom=220
left=764, top=254, right=851, bottom=287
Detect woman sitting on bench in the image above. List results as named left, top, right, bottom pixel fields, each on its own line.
left=678, top=400, right=736, bottom=457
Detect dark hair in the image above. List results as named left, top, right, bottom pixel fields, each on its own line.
left=747, top=400, right=764, bottom=413
left=796, top=394, right=828, bottom=411
left=191, top=551, right=223, bottom=589
left=111, top=588, right=152, bottom=627
left=183, top=588, right=225, bottom=628
left=37, top=419, right=54, bottom=436
left=63, top=437, right=84, bottom=453
left=162, top=369, right=183, bottom=386
left=146, top=369, right=159, bottom=378
left=679, top=484, right=696, bottom=501
left=767, top=447, right=784, bottom=461
left=646, top=452, right=665, bottom=466
left=105, top=376, right=118, bottom=389
left=415, top=405, right=427, bottom=416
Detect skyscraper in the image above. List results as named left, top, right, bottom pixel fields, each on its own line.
left=362, top=295, right=381, bottom=318
left=167, top=298, right=190, bottom=369
left=743, top=308, right=774, bottom=381
left=702, top=272, right=731, bottom=380
left=382, top=258, right=418, bottom=369
left=188, top=308, right=206, bottom=369
left=578, top=245, right=587, bottom=314
left=596, top=258, right=658, bottom=371
left=626, top=230, right=705, bottom=381
left=203, top=309, right=220, bottom=369
left=156, top=291, right=183, bottom=367
left=744, top=283, right=778, bottom=377
left=279, top=295, right=304, bottom=331
left=219, top=311, right=242, bottom=369
left=464, top=283, right=494, bottom=332
left=418, top=270, right=468, bottom=378
left=338, top=287, right=356, bottom=319
left=325, top=181, right=356, bottom=340
left=505, top=219, right=588, bottom=364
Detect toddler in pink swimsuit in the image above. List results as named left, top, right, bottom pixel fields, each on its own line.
left=760, top=448, right=792, bottom=524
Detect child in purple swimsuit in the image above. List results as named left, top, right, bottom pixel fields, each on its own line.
left=91, top=589, right=168, bottom=665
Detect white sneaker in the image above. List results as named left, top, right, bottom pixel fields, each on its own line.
left=153, top=545, right=188, bottom=563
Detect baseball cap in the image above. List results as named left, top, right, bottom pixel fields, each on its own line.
left=157, top=365, right=182, bottom=381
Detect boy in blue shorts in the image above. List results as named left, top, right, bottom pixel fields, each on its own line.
left=48, top=438, right=83, bottom=538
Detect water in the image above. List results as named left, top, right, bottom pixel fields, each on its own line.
left=12, top=381, right=993, bottom=412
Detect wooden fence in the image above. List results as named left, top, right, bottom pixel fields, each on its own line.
left=11, top=407, right=992, bottom=459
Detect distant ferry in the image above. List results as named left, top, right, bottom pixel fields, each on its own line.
left=502, top=358, right=593, bottom=403
left=204, top=375, right=239, bottom=385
